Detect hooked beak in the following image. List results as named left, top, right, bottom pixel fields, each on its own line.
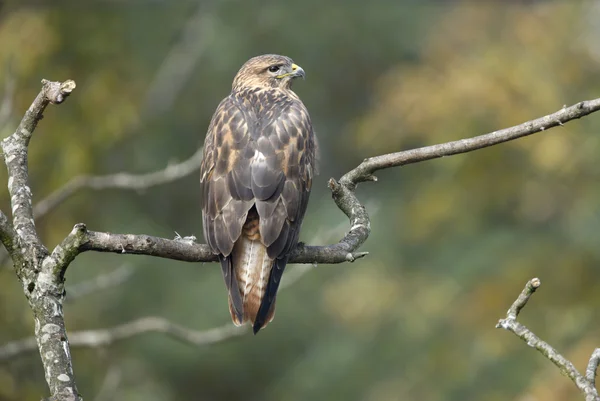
left=290, top=63, right=306, bottom=80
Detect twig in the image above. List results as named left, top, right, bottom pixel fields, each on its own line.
left=497, top=279, right=600, bottom=401
left=0, top=317, right=246, bottom=361
left=505, top=277, right=541, bottom=320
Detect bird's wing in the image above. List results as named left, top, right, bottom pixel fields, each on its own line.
left=200, top=95, right=255, bottom=321
left=252, top=94, right=317, bottom=328
left=256, top=96, right=316, bottom=259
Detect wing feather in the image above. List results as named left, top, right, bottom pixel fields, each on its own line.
left=201, top=96, right=256, bottom=256
left=280, top=181, right=300, bottom=221
left=266, top=219, right=291, bottom=259
left=201, top=96, right=253, bottom=318
left=259, top=200, right=288, bottom=247
left=254, top=95, right=316, bottom=331
left=222, top=199, right=252, bottom=243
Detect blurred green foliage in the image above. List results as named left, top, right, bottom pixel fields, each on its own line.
left=1, top=1, right=600, bottom=400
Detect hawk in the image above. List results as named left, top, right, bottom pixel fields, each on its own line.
left=200, top=54, right=317, bottom=334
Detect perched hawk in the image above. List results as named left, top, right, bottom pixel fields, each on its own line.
left=200, top=54, right=317, bottom=334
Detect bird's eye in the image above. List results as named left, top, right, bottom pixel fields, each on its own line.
left=268, top=65, right=280, bottom=73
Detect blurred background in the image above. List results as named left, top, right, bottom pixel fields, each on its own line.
left=1, top=1, right=600, bottom=400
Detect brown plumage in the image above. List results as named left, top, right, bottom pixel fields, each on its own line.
left=200, top=54, right=317, bottom=334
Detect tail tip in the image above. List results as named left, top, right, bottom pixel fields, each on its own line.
left=252, top=321, right=264, bottom=335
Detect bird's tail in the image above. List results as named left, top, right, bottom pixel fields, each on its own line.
left=226, top=209, right=277, bottom=332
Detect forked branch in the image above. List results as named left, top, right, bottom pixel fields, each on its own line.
left=497, top=279, right=600, bottom=401
left=0, top=79, right=81, bottom=401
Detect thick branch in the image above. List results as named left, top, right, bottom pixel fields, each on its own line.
left=63, top=225, right=367, bottom=264
left=0, top=317, right=246, bottom=361
left=497, top=279, right=600, bottom=401
left=1, top=79, right=81, bottom=401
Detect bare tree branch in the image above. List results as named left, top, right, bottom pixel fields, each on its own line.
left=339, top=99, right=600, bottom=189
left=65, top=224, right=367, bottom=264
left=497, top=278, right=600, bottom=401
left=505, top=277, right=541, bottom=320
left=1, top=79, right=82, bottom=401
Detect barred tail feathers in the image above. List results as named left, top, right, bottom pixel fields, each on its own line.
left=225, top=208, right=277, bottom=332
left=231, top=236, right=275, bottom=327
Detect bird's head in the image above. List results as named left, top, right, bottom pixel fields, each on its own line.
left=231, top=54, right=306, bottom=92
